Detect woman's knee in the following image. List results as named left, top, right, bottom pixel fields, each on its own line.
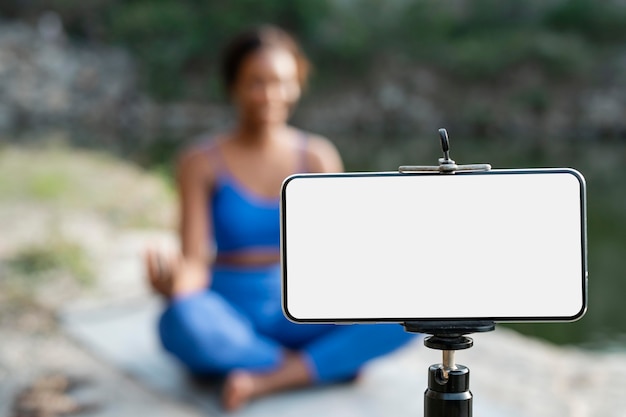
left=156, top=295, right=281, bottom=373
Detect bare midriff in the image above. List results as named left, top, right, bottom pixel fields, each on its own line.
left=215, top=251, right=281, bottom=267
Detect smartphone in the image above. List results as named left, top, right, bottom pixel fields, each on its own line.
left=281, top=169, right=587, bottom=323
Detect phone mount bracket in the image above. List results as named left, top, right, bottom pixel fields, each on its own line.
left=398, top=128, right=492, bottom=174
left=398, top=128, right=496, bottom=417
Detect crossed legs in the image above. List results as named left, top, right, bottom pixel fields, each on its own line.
left=158, top=291, right=415, bottom=410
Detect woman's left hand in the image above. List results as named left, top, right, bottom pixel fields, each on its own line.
left=145, top=248, right=209, bottom=299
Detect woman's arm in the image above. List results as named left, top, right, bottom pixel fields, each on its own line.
left=170, top=146, right=216, bottom=296
left=177, top=147, right=214, bottom=263
left=146, top=144, right=216, bottom=298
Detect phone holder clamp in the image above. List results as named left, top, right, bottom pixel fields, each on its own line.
left=398, top=128, right=492, bottom=174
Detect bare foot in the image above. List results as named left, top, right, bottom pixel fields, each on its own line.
left=221, top=352, right=313, bottom=411
left=222, top=371, right=256, bottom=412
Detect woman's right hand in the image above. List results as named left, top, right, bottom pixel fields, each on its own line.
left=145, top=248, right=209, bottom=299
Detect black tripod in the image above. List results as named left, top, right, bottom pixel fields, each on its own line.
left=399, top=129, right=495, bottom=417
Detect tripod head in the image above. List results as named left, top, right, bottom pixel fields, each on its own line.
left=404, top=320, right=495, bottom=378
left=402, top=321, right=496, bottom=417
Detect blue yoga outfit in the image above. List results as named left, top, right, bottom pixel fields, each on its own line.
left=158, top=137, right=415, bottom=383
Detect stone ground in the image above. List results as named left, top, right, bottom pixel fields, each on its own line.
left=1, top=145, right=626, bottom=417
left=0, top=224, right=202, bottom=417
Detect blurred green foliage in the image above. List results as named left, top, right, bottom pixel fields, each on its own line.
left=2, top=0, right=626, bottom=99
left=102, top=0, right=330, bottom=98
left=27, top=172, right=71, bottom=200
left=7, top=239, right=93, bottom=285
left=544, top=0, right=626, bottom=42
left=0, top=144, right=175, bottom=229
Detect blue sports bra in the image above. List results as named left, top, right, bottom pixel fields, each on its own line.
left=208, top=136, right=308, bottom=255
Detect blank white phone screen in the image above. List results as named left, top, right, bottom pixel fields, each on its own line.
left=281, top=170, right=586, bottom=322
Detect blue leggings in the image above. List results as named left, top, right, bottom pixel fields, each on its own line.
left=158, top=264, right=415, bottom=383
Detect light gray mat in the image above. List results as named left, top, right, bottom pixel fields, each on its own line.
left=60, top=299, right=521, bottom=417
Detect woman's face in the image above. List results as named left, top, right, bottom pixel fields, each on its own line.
left=231, top=47, right=301, bottom=128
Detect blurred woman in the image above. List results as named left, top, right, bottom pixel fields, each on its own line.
left=145, top=25, right=414, bottom=411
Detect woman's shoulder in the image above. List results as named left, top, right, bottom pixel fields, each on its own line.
left=179, top=132, right=226, bottom=159
left=176, top=132, right=227, bottom=180
left=296, top=129, right=343, bottom=173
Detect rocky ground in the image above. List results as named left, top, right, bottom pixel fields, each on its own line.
left=1, top=144, right=626, bottom=417
left=0, top=144, right=195, bottom=416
